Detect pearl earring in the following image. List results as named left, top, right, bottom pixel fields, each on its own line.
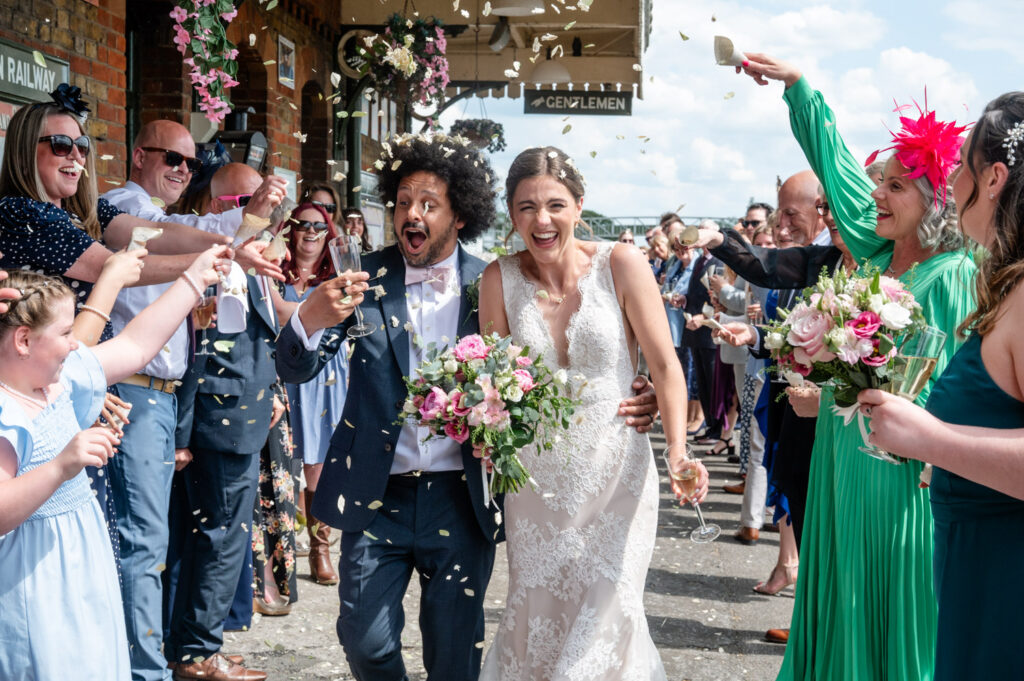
left=989, top=193, right=995, bottom=200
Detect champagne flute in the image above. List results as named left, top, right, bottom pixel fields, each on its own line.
left=192, top=285, right=217, bottom=356
left=662, top=444, right=720, bottom=543
left=328, top=234, right=375, bottom=339
left=860, top=326, right=947, bottom=464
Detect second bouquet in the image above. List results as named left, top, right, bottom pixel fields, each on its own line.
left=400, top=333, right=579, bottom=496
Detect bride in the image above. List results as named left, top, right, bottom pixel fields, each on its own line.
left=477, top=146, right=709, bottom=680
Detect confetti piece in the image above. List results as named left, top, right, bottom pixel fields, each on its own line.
left=464, top=588, right=475, bottom=596
left=391, top=159, right=403, bottom=171
left=151, top=196, right=165, bottom=208
left=724, top=91, right=735, bottom=99
left=249, top=33, right=256, bottom=46
left=368, top=500, right=383, bottom=510
left=564, top=20, right=576, bottom=30
left=589, top=151, right=597, bottom=158
left=221, top=418, right=230, bottom=425
left=266, top=0, right=278, bottom=9
left=345, top=419, right=355, bottom=428
left=331, top=72, right=341, bottom=87
left=562, top=124, right=571, bottom=134
left=213, top=340, right=235, bottom=353
left=156, top=563, right=166, bottom=572
left=256, top=389, right=266, bottom=401
left=679, top=31, right=689, bottom=41
left=263, top=60, right=276, bottom=66
left=482, top=1, right=492, bottom=15
left=439, top=529, right=450, bottom=536
left=711, top=13, right=716, bottom=21
left=363, top=530, right=378, bottom=540
left=632, top=63, right=642, bottom=72
left=100, top=154, right=114, bottom=161
left=32, top=50, right=46, bottom=67
left=346, top=456, right=352, bottom=469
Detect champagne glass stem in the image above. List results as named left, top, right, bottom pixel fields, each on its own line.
left=691, top=500, right=710, bottom=530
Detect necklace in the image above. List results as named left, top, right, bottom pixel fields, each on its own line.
left=0, top=379, right=49, bottom=409
left=538, top=290, right=566, bottom=305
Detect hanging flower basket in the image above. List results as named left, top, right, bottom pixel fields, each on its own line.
left=170, top=0, right=240, bottom=124
left=449, top=118, right=507, bottom=153
left=357, top=13, right=450, bottom=109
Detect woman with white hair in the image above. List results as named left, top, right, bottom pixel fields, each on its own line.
left=738, top=54, right=976, bottom=680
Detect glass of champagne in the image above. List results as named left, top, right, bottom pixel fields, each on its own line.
left=860, top=325, right=947, bottom=463
left=193, top=285, right=217, bottom=356
left=328, top=234, right=375, bottom=339
left=662, top=444, right=720, bottom=543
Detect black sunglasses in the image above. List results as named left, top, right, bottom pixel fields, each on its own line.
left=741, top=218, right=764, bottom=228
left=39, top=134, right=91, bottom=158
left=313, top=200, right=337, bottom=214
left=141, top=146, right=202, bottom=173
left=290, top=219, right=329, bottom=232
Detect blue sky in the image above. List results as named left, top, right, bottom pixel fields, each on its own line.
left=438, top=0, right=1024, bottom=222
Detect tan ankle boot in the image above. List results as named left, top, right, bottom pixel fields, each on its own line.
left=305, top=489, right=339, bottom=585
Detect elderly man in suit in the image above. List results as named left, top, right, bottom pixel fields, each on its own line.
left=275, top=134, right=658, bottom=681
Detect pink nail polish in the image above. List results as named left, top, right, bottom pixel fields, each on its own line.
left=742, top=60, right=749, bottom=67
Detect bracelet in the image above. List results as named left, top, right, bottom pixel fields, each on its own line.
left=180, top=272, right=204, bottom=303
left=77, top=304, right=111, bottom=322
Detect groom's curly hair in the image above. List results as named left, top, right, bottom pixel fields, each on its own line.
left=377, top=133, right=497, bottom=243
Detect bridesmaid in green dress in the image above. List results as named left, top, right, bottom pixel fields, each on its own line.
left=737, top=54, right=976, bottom=680
left=861, top=91, right=1024, bottom=681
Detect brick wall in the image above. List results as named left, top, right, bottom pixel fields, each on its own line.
left=0, top=0, right=128, bottom=185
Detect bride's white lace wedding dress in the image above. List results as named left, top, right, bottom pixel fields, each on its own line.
left=481, top=243, right=666, bottom=681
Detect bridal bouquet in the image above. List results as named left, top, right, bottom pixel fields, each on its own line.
left=762, top=269, right=927, bottom=409
left=401, top=333, right=578, bottom=495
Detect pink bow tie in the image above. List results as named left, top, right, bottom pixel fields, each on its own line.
left=405, top=265, right=455, bottom=292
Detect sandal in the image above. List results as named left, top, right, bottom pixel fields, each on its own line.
left=709, top=438, right=735, bottom=457
left=752, top=564, right=798, bottom=595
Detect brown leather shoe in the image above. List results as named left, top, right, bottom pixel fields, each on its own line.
left=722, top=481, right=745, bottom=495
left=762, top=522, right=780, bottom=533
left=734, top=526, right=759, bottom=545
left=765, top=628, right=790, bottom=644
left=306, top=490, right=339, bottom=585
left=169, top=655, right=244, bottom=671
left=173, top=653, right=266, bottom=680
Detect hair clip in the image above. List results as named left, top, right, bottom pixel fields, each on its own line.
left=48, top=83, right=91, bottom=119
left=1002, top=119, right=1024, bottom=167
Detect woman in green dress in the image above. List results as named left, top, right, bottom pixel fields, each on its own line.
left=737, top=54, right=976, bottom=680
left=860, top=92, right=1024, bottom=681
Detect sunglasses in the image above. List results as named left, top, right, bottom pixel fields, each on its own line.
left=741, top=218, right=764, bottom=228
left=39, top=134, right=91, bottom=158
left=313, top=200, right=337, bottom=214
left=815, top=202, right=831, bottom=216
left=290, top=219, right=329, bottom=232
left=215, top=193, right=252, bottom=208
left=141, top=146, right=203, bottom=173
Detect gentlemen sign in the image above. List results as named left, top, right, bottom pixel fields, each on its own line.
left=0, top=40, right=69, bottom=104
left=524, top=90, right=632, bottom=116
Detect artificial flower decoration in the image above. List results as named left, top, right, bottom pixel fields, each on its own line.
left=170, top=0, right=240, bottom=124
left=49, top=83, right=91, bottom=118
left=358, top=13, right=450, bottom=109
left=864, top=95, right=969, bottom=208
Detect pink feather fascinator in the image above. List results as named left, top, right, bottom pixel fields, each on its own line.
left=864, top=92, right=970, bottom=208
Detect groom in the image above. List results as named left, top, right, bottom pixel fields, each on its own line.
left=276, top=134, right=659, bottom=681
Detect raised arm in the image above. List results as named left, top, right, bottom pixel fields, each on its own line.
left=103, top=213, right=229, bottom=253
left=697, top=226, right=834, bottom=289
left=73, top=249, right=146, bottom=346
left=90, top=245, right=229, bottom=384
left=739, top=53, right=886, bottom=264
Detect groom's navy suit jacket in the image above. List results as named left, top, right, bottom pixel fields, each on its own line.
left=276, top=244, right=500, bottom=542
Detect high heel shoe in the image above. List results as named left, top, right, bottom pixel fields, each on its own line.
left=752, top=564, right=798, bottom=596
left=709, top=438, right=735, bottom=457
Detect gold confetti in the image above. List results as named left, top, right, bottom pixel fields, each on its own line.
left=151, top=196, right=165, bottom=208
left=368, top=500, right=383, bottom=510
left=589, top=151, right=597, bottom=158
left=32, top=50, right=46, bottom=67
left=263, top=60, right=276, bottom=66
left=156, top=563, right=166, bottom=572
left=256, top=389, right=266, bottom=401
left=344, top=419, right=355, bottom=428
left=562, top=124, right=572, bottom=134
left=679, top=31, right=689, bottom=41
left=363, top=530, right=378, bottom=540
left=439, top=529, right=450, bottom=536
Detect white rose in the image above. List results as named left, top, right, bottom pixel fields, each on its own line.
left=468, top=358, right=485, bottom=371
left=826, top=326, right=848, bottom=348
left=878, top=302, right=912, bottom=330
left=554, top=369, right=568, bottom=386
left=504, top=385, right=524, bottom=402
left=764, top=332, right=786, bottom=350
left=867, top=293, right=885, bottom=314
left=443, top=359, right=458, bottom=374
left=403, top=399, right=417, bottom=415
left=782, top=369, right=807, bottom=388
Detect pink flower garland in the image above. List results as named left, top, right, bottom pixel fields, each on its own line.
left=170, top=0, right=241, bottom=123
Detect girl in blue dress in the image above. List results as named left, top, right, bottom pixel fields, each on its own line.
left=861, top=92, right=1024, bottom=680
left=281, top=203, right=349, bottom=585
left=0, top=248, right=228, bottom=680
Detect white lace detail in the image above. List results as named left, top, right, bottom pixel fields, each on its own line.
left=481, top=243, right=666, bottom=681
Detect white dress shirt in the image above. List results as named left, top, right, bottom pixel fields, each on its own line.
left=101, top=182, right=245, bottom=379
left=291, top=248, right=464, bottom=474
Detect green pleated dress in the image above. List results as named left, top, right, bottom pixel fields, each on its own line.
left=775, top=78, right=978, bottom=681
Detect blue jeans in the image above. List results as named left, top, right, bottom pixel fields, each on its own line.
left=107, top=384, right=177, bottom=681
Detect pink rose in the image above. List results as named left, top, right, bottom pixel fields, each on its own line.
left=786, top=305, right=836, bottom=363
left=779, top=352, right=812, bottom=376
left=515, top=355, right=533, bottom=368
left=419, top=386, right=449, bottom=421
left=512, top=369, right=535, bottom=393
left=452, top=334, right=489, bottom=362
left=450, top=391, right=472, bottom=417
left=845, top=311, right=882, bottom=340
left=443, top=419, right=470, bottom=444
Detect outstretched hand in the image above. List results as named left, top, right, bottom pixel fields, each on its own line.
left=735, top=52, right=802, bottom=88
left=713, top=321, right=757, bottom=347
left=297, top=270, right=370, bottom=335
left=619, top=375, right=659, bottom=433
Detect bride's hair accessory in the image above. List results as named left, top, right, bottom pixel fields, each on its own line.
left=1002, top=119, right=1024, bottom=167
left=864, top=93, right=968, bottom=208
left=47, top=83, right=91, bottom=118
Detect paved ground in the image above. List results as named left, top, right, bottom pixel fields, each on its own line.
left=224, top=434, right=793, bottom=680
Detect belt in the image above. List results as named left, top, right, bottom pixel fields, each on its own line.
left=119, top=373, right=178, bottom=394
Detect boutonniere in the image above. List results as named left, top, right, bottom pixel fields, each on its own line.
left=464, top=273, right=483, bottom=324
